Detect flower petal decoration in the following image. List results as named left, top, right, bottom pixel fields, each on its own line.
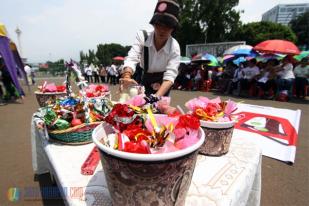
left=125, top=94, right=146, bottom=107
left=186, top=97, right=237, bottom=122
left=208, top=96, right=221, bottom=104
left=145, top=115, right=178, bottom=133
left=224, top=99, right=237, bottom=116
left=156, top=96, right=171, bottom=113
left=124, top=140, right=150, bottom=154
left=150, top=141, right=179, bottom=154
left=185, top=98, right=207, bottom=111
left=174, top=128, right=199, bottom=150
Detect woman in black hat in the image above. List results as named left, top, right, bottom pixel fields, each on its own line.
left=120, top=0, right=180, bottom=97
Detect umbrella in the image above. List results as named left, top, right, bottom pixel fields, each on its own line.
left=223, top=45, right=253, bottom=55
left=180, top=56, right=191, bottom=64
left=222, top=54, right=235, bottom=63
left=192, top=53, right=219, bottom=66
left=233, top=57, right=247, bottom=66
left=294, top=51, right=309, bottom=61
left=113, top=56, right=125, bottom=61
left=256, top=53, right=286, bottom=63
left=232, top=48, right=258, bottom=57
left=253, top=40, right=300, bottom=55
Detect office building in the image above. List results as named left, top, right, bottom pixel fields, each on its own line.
left=262, top=3, right=309, bottom=25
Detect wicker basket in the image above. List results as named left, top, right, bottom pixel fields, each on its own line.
left=35, top=91, right=67, bottom=107
left=43, top=61, right=111, bottom=145
left=48, top=122, right=101, bottom=144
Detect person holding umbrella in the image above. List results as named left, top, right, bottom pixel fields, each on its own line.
left=120, top=0, right=180, bottom=97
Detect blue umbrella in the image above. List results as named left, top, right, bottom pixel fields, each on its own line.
left=233, top=57, right=247, bottom=66
left=232, top=49, right=258, bottom=57
left=224, top=45, right=253, bottom=55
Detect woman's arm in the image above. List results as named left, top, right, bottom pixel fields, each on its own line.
left=123, top=31, right=145, bottom=74
left=161, top=42, right=180, bottom=84
left=155, top=40, right=180, bottom=96
left=155, top=80, right=173, bottom=97
left=119, top=31, right=145, bottom=91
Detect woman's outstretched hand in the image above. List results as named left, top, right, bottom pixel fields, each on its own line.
left=119, top=77, right=138, bottom=92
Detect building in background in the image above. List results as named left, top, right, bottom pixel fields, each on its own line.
left=186, top=41, right=246, bottom=58
left=262, top=3, right=309, bottom=26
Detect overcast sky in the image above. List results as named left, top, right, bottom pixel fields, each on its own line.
left=1, top=0, right=308, bottom=63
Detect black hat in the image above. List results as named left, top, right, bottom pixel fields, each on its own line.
left=149, top=0, right=180, bottom=29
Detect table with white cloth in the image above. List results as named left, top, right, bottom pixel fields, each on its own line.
left=31, top=114, right=262, bottom=206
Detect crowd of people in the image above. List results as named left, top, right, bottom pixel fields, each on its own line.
left=82, top=62, right=124, bottom=85
left=78, top=54, right=309, bottom=103
left=174, top=56, right=309, bottom=101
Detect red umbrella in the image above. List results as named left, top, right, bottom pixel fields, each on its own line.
left=113, top=56, right=125, bottom=61
left=253, top=40, right=300, bottom=55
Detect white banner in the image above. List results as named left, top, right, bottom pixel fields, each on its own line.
left=233, top=103, right=301, bottom=164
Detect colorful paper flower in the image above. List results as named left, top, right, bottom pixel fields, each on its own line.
left=102, top=103, right=202, bottom=154
left=84, top=84, right=109, bottom=98
left=186, top=97, right=237, bottom=122
left=125, top=94, right=146, bottom=107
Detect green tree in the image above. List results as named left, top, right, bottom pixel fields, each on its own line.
left=80, top=44, right=130, bottom=66
left=231, top=21, right=297, bottom=46
left=87, top=49, right=97, bottom=65
left=290, top=11, right=309, bottom=49
left=46, top=59, right=66, bottom=76
left=79, top=51, right=88, bottom=65
left=176, top=0, right=242, bottom=55
left=95, top=43, right=130, bottom=66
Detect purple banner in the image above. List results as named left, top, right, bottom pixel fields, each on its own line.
left=0, top=36, right=25, bottom=96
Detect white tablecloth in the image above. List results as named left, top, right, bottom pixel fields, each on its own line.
left=31, top=115, right=262, bottom=206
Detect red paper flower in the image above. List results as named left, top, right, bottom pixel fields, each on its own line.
left=56, top=85, right=66, bottom=92
left=176, top=114, right=200, bottom=130
left=123, top=127, right=150, bottom=142
left=95, top=84, right=109, bottom=92
left=124, top=140, right=150, bottom=154
left=86, top=92, right=95, bottom=98
left=112, top=104, right=135, bottom=117
left=204, top=103, right=219, bottom=117
left=105, top=104, right=143, bottom=132
left=168, top=110, right=181, bottom=117
left=95, top=85, right=103, bottom=92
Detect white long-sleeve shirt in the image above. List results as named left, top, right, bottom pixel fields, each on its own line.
left=123, top=30, right=180, bottom=83
left=242, top=66, right=260, bottom=80
left=278, top=63, right=295, bottom=79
